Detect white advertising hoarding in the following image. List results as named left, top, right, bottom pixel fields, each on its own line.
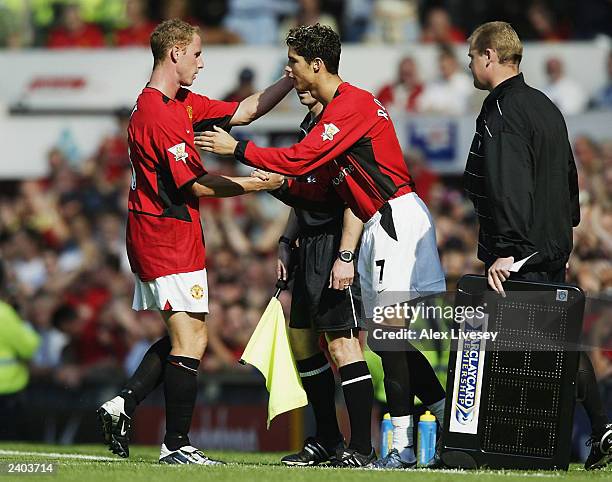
left=0, top=41, right=609, bottom=112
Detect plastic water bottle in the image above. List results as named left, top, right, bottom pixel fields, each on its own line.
left=418, top=411, right=437, bottom=466
left=380, top=413, right=393, bottom=457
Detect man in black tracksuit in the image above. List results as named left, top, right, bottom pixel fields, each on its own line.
left=465, top=21, right=611, bottom=470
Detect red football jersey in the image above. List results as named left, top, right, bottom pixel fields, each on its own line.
left=126, top=86, right=238, bottom=281
left=234, top=82, right=414, bottom=222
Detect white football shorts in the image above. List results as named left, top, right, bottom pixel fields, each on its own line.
left=358, top=193, right=446, bottom=318
left=132, top=268, right=209, bottom=313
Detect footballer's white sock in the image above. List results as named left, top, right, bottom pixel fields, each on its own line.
left=391, top=415, right=416, bottom=463
left=428, top=398, right=446, bottom=426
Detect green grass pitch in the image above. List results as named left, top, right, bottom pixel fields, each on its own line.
left=0, top=442, right=609, bottom=481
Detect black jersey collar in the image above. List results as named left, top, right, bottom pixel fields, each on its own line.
left=486, top=73, right=525, bottom=102
left=333, top=81, right=350, bottom=99
left=144, top=84, right=174, bottom=103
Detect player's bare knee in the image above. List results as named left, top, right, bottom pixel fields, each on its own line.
left=167, top=312, right=207, bottom=359
left=327, top=333, right=363, bottom=367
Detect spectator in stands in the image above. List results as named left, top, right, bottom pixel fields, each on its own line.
left=114, top=0, right=156, bottom=47
left=0, top=261, right=41, bottom=440
left=29, top=292, right=65, bottom=374
left=197, top=0, right=243, bottom=44
left=161, top=0, right=242, bottom=45
left=342, top=0, right=373, bottom=42
left=124, top=311, right=164, bottom=376
left=376, top=56, right=424, bottom=112
left=591, top=50, right=612, bottom=110
left=404, top=150, right=439, bottom=205
left=40, top=304, right=81, bottom=377
left=574, top=136, right=604, bottom=192
left=420, top=6, right=466, bottom=44
left=590, top=309, right=612, bottom=392
left=49, top=303, right=85, bottom=389
left=418, top=44, right=472, bottom=115
left=83, top=108, right=131, bottom=187
left=223, top=67, right=257, bottom=103
left=278, top=0, right=338, bottom=41
left=160, top=0, right=199, bottom=25
left=0, top=0, right=33, bottom=48
left=365, top=0, right=420, bottom=43
left=542, top=57, right=588, bottom=115
left=220, top=303, right=252, bottom=360
left=46, top=3, right=105, bottom=49
left=527, top=1, right=569, bottom=41
left=224, top=0, right=283, bottom=44
left=9, top=230, right=48, bottom=295
left=201, top=300, right=235, bottom=370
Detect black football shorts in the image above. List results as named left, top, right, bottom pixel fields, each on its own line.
left=289, top=231, right=364, bottom=333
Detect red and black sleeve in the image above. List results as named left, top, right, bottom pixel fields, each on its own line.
left=188, top=91, right=239, bottom=133
left=156, top=117, right=207, bottom=190
left=234, top=102, right=371, bottom=176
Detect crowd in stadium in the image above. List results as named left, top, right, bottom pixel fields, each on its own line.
left=0, top=107, right=610, bottom=388
left=0, top=0, right=611, bottom=49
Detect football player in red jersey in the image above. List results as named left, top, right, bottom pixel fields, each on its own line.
left=198, top=24, right=448, bottom=468
left=97, top=19, right=288, bottom=465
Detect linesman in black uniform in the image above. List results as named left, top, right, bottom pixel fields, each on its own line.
left=271, top=89, right=375, bottom=466
left=464, top=21, right=611, bottom=470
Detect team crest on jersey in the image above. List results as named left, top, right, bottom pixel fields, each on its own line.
left=321, top=123, right=340, bottom=141
left=190, top=284, right=205, bottom=300
left=168, top=143, right=188, bottom=163
left=186, top=105, right=193, bottom=121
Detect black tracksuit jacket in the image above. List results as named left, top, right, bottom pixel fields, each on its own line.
left=464, top=73, right=580, bottom=271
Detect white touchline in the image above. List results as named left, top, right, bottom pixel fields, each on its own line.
left=411, top=468, right=561, bottom=478
left=0, top=449, right=119, bottom=461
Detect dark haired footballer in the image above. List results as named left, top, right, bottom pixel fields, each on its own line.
left=197, top=24, right=447, bottom=469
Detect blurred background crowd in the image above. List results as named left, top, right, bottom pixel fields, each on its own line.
left=0, top=0, right=611, bottom=49
left=0, top=0, right=610, bottom=453
left=0, top=108, right=610, bottom=392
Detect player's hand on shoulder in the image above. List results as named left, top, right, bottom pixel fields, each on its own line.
left=196, top=126, right=238, bottom=156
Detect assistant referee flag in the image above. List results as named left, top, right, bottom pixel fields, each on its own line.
left=240, top=296, right=307, bottom=428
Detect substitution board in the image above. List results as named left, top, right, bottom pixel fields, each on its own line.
left=441, top=275, right=585, bottom=470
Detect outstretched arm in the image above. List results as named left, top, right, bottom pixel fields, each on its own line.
left=187, top=172, right=284, bottom=198
left=229, top=72, right=293, bottom=126
left=197, top=102, right=372, bottom=176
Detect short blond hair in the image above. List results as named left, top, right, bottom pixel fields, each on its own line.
left=469, top=21, right=523, bottom=66
left=150, top=19, right=199, bottom=65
